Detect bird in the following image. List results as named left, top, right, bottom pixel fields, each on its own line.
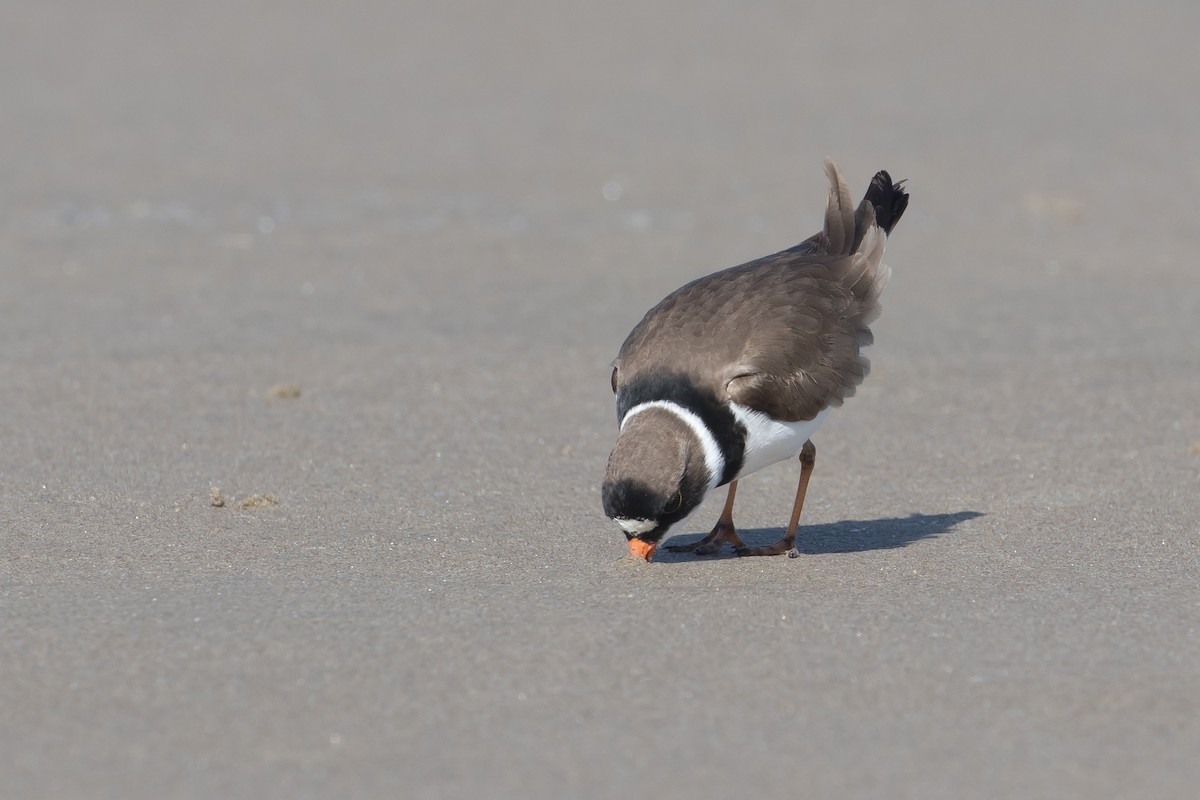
left=602, top=160, right=908, bottom=561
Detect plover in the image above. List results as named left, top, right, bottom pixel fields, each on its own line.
left=603, top=160, right=908, bottom=561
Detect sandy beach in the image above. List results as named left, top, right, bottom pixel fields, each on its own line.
left=3, top=2, right=1199, bottom=797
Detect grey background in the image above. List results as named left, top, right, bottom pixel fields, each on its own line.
left=3, top=2, right=1199, bottom=798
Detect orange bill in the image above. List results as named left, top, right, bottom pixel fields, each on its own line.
left=628, top=538, right=656, bottom=561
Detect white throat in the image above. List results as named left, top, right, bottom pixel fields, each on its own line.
left=615, top=517, right=657, bottom=535
left=621, top=400, right=724, bottom=494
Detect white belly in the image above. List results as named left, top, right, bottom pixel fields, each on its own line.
left=730, top=404, right=830, bottom=479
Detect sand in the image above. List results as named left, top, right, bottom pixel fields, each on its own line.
left=3, top=2, right=1199, bottom=798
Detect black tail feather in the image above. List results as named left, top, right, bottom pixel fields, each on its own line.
left=864, top=171, right=909, bottom=235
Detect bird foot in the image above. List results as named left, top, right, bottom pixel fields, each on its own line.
left=666, top=521, right=746, bottom=556
left=735, top=539, right=799, bottom=558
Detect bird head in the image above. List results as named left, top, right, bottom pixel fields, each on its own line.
left=601, top=406, right=713, bottom=560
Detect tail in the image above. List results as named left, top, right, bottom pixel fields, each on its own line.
left=862, top=168, right=909, bottom=235
left=819, top=159, right=909, bottom=255
left=819, top=160, right=908, bottom=321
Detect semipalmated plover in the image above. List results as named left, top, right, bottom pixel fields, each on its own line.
left=604, top=160, right=908, bottom=561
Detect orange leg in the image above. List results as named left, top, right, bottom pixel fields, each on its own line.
left=665, top=480, right=747, bottom=555
left=737, top=440, right=816, bottom=558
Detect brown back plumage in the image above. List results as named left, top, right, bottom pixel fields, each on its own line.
left=612, top=160, right=907, bottom=423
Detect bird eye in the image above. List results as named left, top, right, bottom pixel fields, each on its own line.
left=664, top=491, right=682, bottom=513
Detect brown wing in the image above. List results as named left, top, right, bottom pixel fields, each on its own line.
left=722, top=254, right=877, bottom=421
left=613, top=161, right=902, bottom=422
left=616, top=251, right=880, bottom=421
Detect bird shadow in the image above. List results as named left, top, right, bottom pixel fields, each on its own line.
left=656, top=510, right=984, bottom=562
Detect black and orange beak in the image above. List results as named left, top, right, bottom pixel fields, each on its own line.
left=628, top=538, right=657, bottom=561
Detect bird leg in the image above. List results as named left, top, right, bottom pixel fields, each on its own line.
left=666, top=480, right=746, bottom=555
left=737, top=440, right=816, bottom=558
